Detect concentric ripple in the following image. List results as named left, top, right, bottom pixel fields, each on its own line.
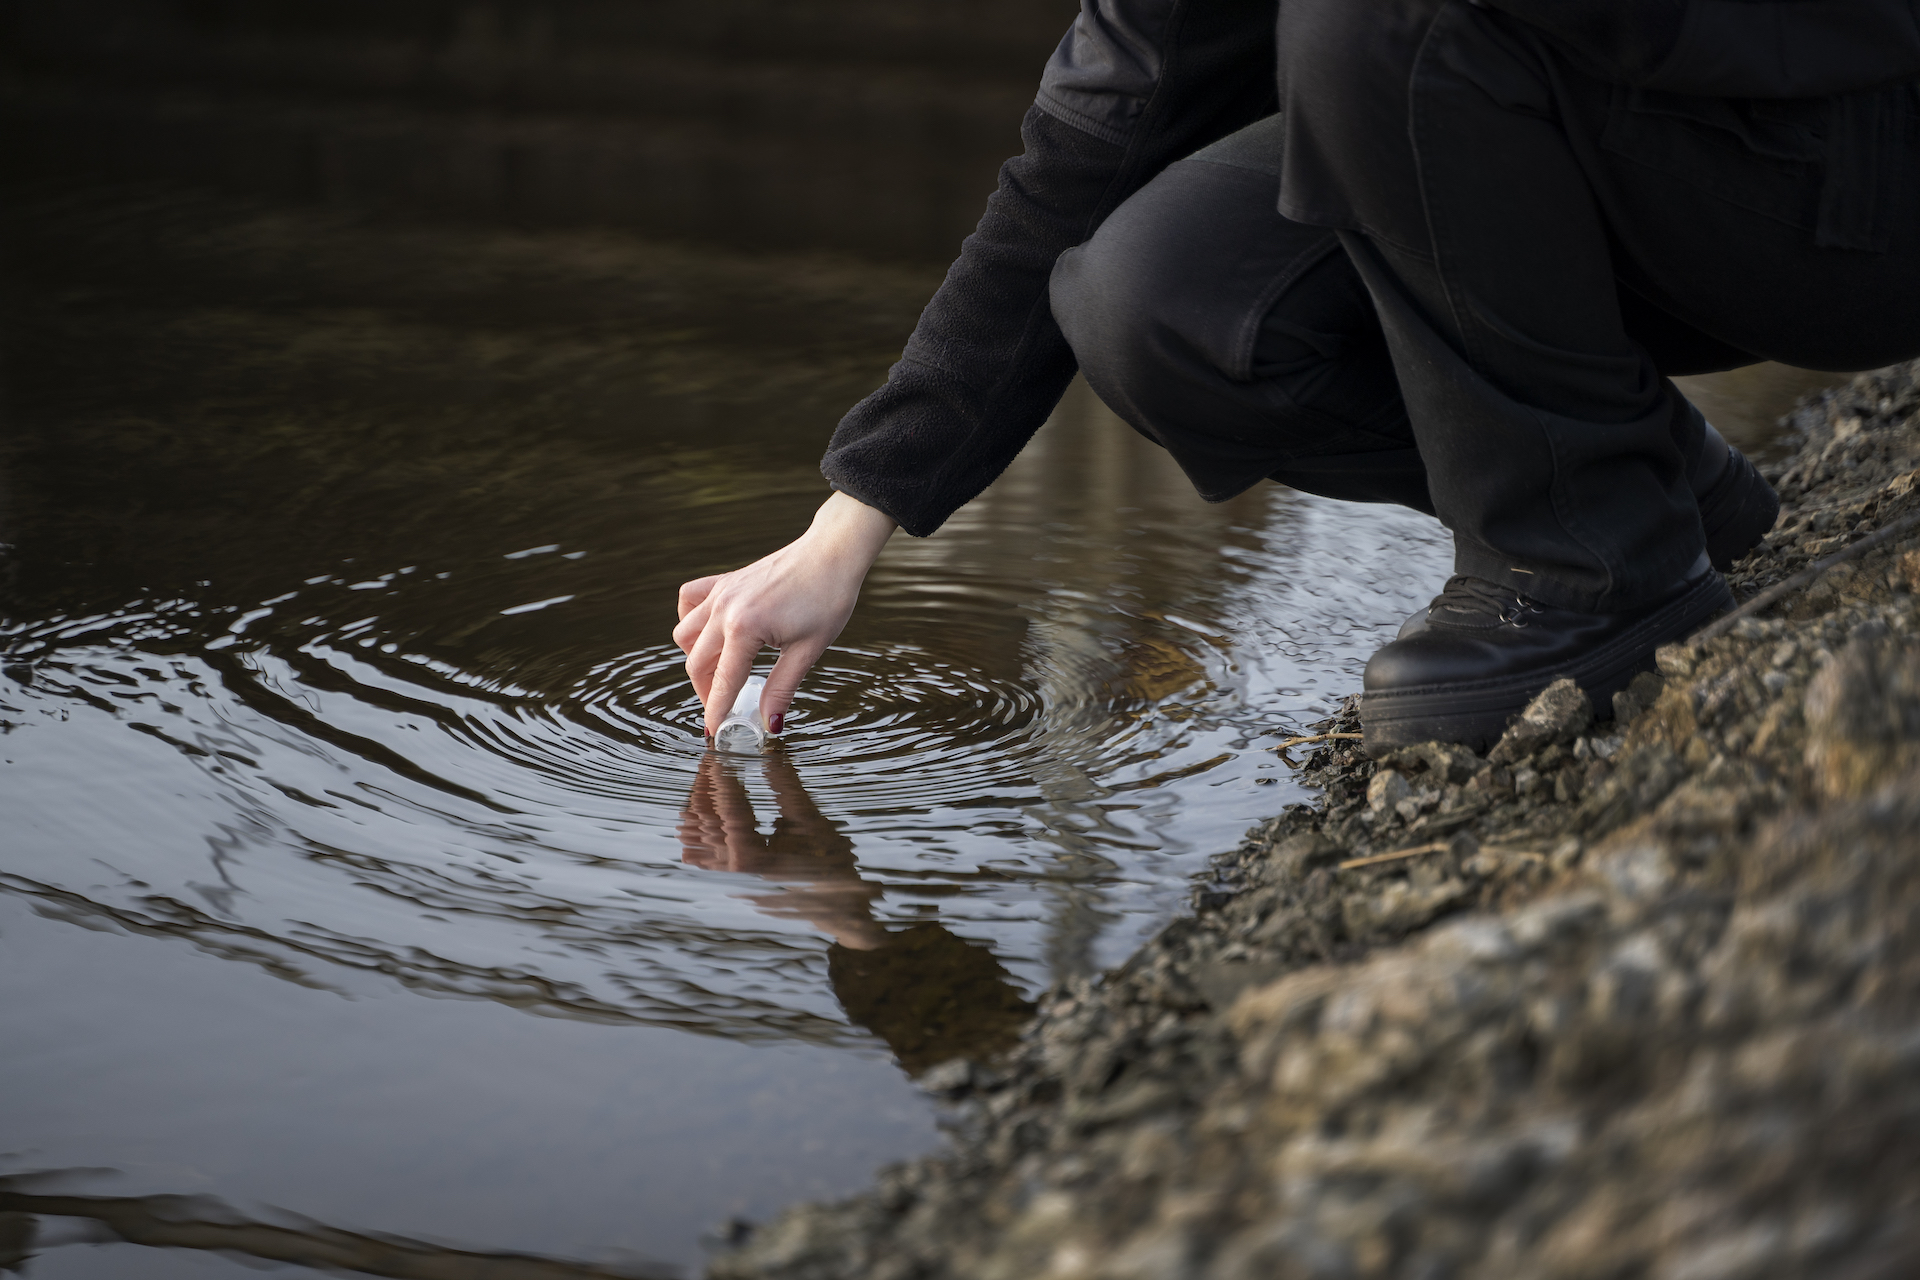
left=0, top=185, right=1828, bottom=1277
left=3, top=486, right=1453, bottom=1059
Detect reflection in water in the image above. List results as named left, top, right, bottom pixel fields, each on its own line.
left=1675, top=363, right=1848, bottom=461
left=0, top=183, right=1845, bottom=1276
left=0, top=1175, right=674, bottom=1280
left=679, top=750, right=888, bottom=952
left=679, top=751, right=1033, bottom=1074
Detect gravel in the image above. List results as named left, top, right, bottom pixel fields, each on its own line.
left=708, top=361, right=1920, bottom=1280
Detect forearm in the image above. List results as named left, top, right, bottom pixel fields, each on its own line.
left=823, top=0, right=1282, bottom=538
left=820, top=106, right=1121, bottom=537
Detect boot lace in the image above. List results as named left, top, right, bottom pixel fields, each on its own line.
left=1429, top=576, right=1546, bottom=628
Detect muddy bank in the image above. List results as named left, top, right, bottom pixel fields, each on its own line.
left=708, top=362, right=1920, bottom=1280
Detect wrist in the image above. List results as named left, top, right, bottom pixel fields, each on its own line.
left=809, top=490, right=897, bottom=562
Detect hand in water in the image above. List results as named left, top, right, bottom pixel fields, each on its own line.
left=674, top=491, right=896, bottom=736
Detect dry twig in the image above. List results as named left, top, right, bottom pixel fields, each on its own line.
left=1271, top=731, right=1364, bottom=766
left=1339, top=841, right=1448, bottom=870
left=1692, top=508, right=1920, bottom=647
left=1272, top=731, right=1364, bottom=751
left=1338, top=841, right=1543, bottom=871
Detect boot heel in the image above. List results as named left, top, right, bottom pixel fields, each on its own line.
left=1702, top=448, right=1781, bottom=571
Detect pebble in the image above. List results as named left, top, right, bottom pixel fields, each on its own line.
left=710, top=358, right=1920, bottom=1280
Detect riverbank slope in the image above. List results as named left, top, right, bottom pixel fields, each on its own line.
left=710, top=361, right=1920, bottom=1280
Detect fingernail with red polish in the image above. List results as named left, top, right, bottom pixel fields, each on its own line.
left=770, top=714, right=785, bottom=735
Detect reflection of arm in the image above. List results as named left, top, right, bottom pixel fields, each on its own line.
left=820, top=0, right=1279, bottom=539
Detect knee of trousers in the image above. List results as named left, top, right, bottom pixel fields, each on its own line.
left=1049, top=207, right=1213, bottom=413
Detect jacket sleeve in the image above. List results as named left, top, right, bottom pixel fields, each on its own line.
left=820, top=0, right=1279, bottom=538
left=1483, top=0, right=1920, bottom=98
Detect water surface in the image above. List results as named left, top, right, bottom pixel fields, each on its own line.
left=0, top=185, right=1834, bottom=1276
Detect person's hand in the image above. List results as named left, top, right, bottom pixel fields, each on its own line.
left=674, top=491, right=895, bottom=735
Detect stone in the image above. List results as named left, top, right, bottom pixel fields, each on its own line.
left=1190, top=960, right=1292, bottom=1013
left=919, top=1058, right=975, bottom=1098
left=705, top=366, right=1920, bottom=1280
left=1573, top=742, right=1685, bottom=838
left=1803, top=632, right=1920, bottom=798
left=1341, top=878, right=1470, bottom=937
left=1468, top=766, right=1514, bottom=799
left=1653, top=779, right=1755, bottom=839
left=1367, top=769, right=1411, bottom=813
left=1266, top=833, right=1341, bottom=881
left=1611, top=671, right=1666, bottom=725
left=1656, top=644, right=1696, bottom=678
left=1899, top=549, right=1920, bottom=594
left=1490, top=679, right=1594, bottom=765
left=1384, top=740, right=1481, bottom=785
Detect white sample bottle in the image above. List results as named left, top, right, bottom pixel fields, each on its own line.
left=712, top=675, right=770, bottom=752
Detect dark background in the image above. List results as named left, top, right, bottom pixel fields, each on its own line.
left=0, top=0, right=1081, bottom=260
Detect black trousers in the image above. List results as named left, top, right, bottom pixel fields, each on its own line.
left=1050, top=0, right=1920, bottom=612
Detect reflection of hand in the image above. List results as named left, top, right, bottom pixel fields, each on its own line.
left=677, top=750, right=887, bottom=950
left=680, top=756, right=1037, bottom=1077
left=676, top=751, right=770, bottom=875
left=673, top=490, right=895, bottom=736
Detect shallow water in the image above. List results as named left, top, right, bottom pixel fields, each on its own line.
left=0, top=187, right=1838, bottom=1276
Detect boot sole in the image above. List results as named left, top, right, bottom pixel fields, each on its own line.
left=1359, top=571, right=1735, bottom=754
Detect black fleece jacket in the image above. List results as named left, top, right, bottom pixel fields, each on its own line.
left=820, top=0, right=1920, bottom=538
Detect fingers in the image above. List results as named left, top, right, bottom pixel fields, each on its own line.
left=677, top=576, right=719, bottom=623
left=679, top=754, right=765, bottom=869
left=671, top=595, right=711, bottom=656
left=702, top=638, right=760, bottom=736
left=671, top=608, right=705, bottom=657
left=762, top=638, right=828, bottom=732
left=679, top=578, right=771, bottom=733
left=677, top=757, right=727, bottom=867
left=709, top=762, right=758, bottom=846
left=681, top=613, right=726, bottom=707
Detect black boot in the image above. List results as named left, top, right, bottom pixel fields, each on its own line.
left=1693, top=424, right=1780, bottom=573
left=1396, top=425, right=1773, bottom=644
left=1360, top=556, right=1733, bottom=753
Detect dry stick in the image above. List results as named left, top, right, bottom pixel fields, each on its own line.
left=0, top=1189, right=642, bottom=1280
left=1339, top=841, right=1544, bottom=871
left=1338, top=841, right=1448, bottom=870
left=1270, top=731, right=1365, bottom=752
left=1691, top=508, right=1920, bottom=647
left=1495, top=848, right=1548, bottom=863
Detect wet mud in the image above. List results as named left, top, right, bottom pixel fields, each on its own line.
left=710, top=364, right=1920, bottom=1280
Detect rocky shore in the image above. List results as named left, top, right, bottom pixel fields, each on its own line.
left=709, top=362, right=1920, bottom=1280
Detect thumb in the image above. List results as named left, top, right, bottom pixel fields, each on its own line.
left=761, top=639, right=828, bottom=733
